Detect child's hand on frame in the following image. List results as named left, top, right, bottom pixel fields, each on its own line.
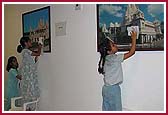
left=38, top=43, right=43, bottom=48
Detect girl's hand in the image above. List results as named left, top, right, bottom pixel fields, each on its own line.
left=31, top=43, right=42, bottom=56
left=16, top=75, right=22, bottom=80
left=39, top=43, right=43, bottom=47
left=131, top=31, right=137, bottom=40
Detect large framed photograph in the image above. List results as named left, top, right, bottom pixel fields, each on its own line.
left=97, top=4, right=164, bottom=51
left=22, top=6, right=51, bottom=52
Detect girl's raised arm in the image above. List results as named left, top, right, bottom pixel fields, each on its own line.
left=124, top=31, right=137, bottom=60
left=31, top=44, right=42, bottom=56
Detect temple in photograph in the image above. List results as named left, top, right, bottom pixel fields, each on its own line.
left=122, top=4, right=162, bottom=44
left=29, top=18, right=49, bottom=43
left=102, top=4, right=163, bottom=45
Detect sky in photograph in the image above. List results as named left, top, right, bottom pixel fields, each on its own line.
left=23, top=8, right=49, bottom=33
left=99, top=4, right=164, bottom=27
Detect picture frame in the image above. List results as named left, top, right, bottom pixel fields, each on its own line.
left=97, top=4, right=164, bottom=51
left=22, top=6, right=51, bottom=53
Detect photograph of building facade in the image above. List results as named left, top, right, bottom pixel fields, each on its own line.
left=23, top=6, right=51, bottom=52
left=98, top=4, right=164, bottom=51
left=29, top=18, right=50, bottom=51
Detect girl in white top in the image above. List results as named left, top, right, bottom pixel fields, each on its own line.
left=98, top=31, right=137, bottom=111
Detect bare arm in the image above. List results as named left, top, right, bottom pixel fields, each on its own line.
left=124, top=31, right=137, bottom=60
left=31, top=44, right=42, bottom=56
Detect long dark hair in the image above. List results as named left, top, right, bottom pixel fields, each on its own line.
left=17, top=36, right=30, bottom=53
left=98, top=37, right=112, bottom=75
left=6, top=56, right=17, bottom=72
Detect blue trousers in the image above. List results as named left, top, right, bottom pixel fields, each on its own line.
left=102, top=84, right=122, bottom=111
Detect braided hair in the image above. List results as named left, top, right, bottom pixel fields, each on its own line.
left=98, top=36, right=112, bottom=75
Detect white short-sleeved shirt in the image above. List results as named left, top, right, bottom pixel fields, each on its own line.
left=104, top=54, right=124, bottom=86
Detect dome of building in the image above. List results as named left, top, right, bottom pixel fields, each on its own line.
left=110, top=22, right=114, bottom=27
left=115, top=22, right=120, bottom=27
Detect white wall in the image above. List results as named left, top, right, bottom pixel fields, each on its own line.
left=121, top=51, right=164, bottom=111
left=38, top=4, right=102, bottom=111
left=4, top=4, right=164, bottom=111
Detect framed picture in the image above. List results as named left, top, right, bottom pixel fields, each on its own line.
left=22, top=6, right=51, bottom=52
left=97, top=4, right=164, bottom=51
